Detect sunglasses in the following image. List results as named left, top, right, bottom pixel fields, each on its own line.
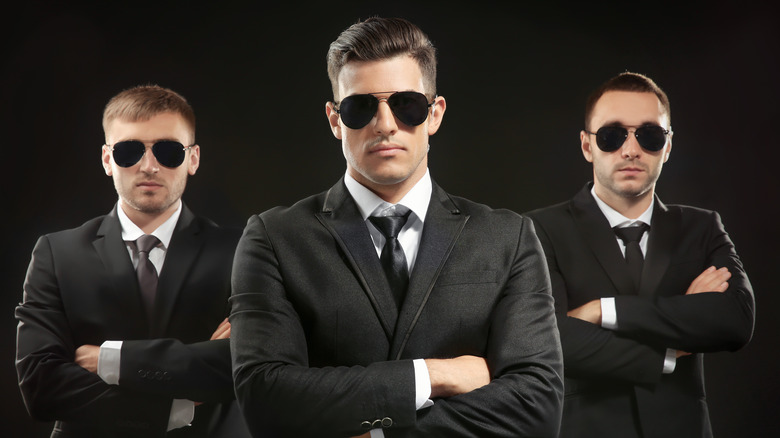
left=108, top=140, right=195, bottom=168
left=586, top=125, right=671, bottom=152
left=334, top=91, right=435, bottom=129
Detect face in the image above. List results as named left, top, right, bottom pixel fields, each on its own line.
left=326, top=55, right=446, bottom=199
left=102, top=112, right=199, bottom=217
left=581, top=91, right=672, bottom=205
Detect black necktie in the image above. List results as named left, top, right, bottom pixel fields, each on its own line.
left=369, top=211, right=411, bottom=308
left=614, top=223, right=649, bottom=292
left=135, top=234, right=160, bottom=317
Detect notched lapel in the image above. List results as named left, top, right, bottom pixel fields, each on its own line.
left=390, top=185, right=468, bottom=360
left=640, top=197, right=676, bottom=297
left=571, top=186, right=637, bottom=295
left=94, top=207, right=150, bottom=334
left=154, top=205, right=204, bottom=336
left=315, top=180, right=398, bottom=340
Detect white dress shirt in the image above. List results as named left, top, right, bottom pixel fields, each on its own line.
left=591, top=188, right=677, bottom=373
left=344, top=171, right=435, bottom=437
left=96, top=201, right=194, bottom=430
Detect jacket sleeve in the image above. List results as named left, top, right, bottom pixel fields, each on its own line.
left=532, top=219, right=668, bottom=384
left=230, top=215, right=417, bottom=438
left=613, top=211, right=755, bottom=352
left=15, top=235, right=171, bottom=435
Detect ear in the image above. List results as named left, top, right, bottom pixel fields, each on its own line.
left=427, top=96, right=446, bottom=136
left=325, top=101, right=342, bottom=139
left=187, top=145, right=200, bottom=175
left=663, top=129, right=673, bottom=163
left=102, top=145, right=113, bottom=176
left=580, top=130, right=594, bottom=163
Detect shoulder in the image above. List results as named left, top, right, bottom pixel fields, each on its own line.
left=43, top=215, right=107, bottom=245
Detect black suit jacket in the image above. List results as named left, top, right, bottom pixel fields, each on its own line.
left=16, top=204, right=249, bottom=438
left=525, top=183, right=755, bottom=438
left=230, top=178, right=564, bottom=437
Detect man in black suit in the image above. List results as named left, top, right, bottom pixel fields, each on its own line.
left=16, top=85, right=249, bottom=437
left=525, top=72, right=755, bottom=438
left=229, top=17, right=563, bottom=438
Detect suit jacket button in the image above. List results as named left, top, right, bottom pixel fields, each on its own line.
left=371, top=419, right=383, bottom=428
left=361, top=421, right=372, bottom=430
left=163, top=371, right=171, bottom=381
left=137, top=370, right=147, bottom=378
left=154, top=371, right=164, bottom=380
left=381, top=417, right=393, bottom=428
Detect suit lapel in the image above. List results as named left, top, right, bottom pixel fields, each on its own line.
left=640, top=197, right=676, bottom=297
left=93, top=205, right=150, bottom=334
left=571, top=184, right=637, bottom=295
left=390, top=183, right=468, bottom=360
left=315, top=179, right=398, bottom=340
left=154, top=204, right=204, bottom=336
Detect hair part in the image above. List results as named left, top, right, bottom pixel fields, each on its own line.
left=326, top=16, right=437, bottom=101
left=102, top=84, right=196, bottom=142
left=584, top=72, right=671, bottom=130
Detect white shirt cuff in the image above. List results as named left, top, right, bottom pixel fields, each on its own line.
left=600, top=297, right=618, bottom=330
left=413, top=358, right=434, bottom=409
left=369, top=429, right=385, bottom=438
left=167, top=399, right=195, bottom=431
left=97, top=340, right=122, bottom=385
left=662, top=348, right=678, bottom=374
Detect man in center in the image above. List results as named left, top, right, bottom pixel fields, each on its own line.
left=229, top=17, right=563, bottom=437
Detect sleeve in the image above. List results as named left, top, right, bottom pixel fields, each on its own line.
left=385, top=217, right=564, bottom=437
left=613, top=211, right=755, bottom=352
left=532, top=221, right=668, bottom=384
left=230, top=215, right=417, bottom=438
left=14, top=235, right=172, bottom=433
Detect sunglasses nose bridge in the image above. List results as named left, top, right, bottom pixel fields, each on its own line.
left=137, top=144, right=161, bottom=170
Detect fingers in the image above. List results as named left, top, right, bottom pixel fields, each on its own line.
left=685, top=266, right=730, bottom=295
left=210, top=318, right=231, bottom=340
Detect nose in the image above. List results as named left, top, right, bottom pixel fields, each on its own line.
left=621, top=129, right=642, bottom=159
left=138, top=146, right=160, bottom=173
left=373, top=98, right=398, bottom=135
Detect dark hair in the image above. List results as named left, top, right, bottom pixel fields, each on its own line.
left=326, top=17, right=437, bottom=101
left=103, top=84, right=195, bottom=142
left=584, top=72, right=670, bottom=130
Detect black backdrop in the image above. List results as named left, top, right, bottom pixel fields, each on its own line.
left=3, top=1, right=778, bottom=436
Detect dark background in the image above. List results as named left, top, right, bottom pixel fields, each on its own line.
left=3, top=1, right=778, bottom=436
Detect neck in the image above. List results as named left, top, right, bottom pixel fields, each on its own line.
left=120, top=200, right=179, bottom=234
left=594, top=185, right=654, bottom=220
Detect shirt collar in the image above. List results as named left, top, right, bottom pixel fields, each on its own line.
left=117, top=200, right=182, bottom=248
left=590, top=185, right=654, bottom=229
left=344, top=169, right=432, bottom=223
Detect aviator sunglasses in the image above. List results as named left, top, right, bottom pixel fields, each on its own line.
left=334, top=91, right=436, bottom=129
left=585, top=125, right=671, bottom=152
left=107, top=140, right=195, bottom=168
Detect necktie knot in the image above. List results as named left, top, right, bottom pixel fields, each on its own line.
left=136, top=234, right=160, bottom=254
left=369, top=211, right=411, bottom=240
left=613, top=223, right=649, bottom=243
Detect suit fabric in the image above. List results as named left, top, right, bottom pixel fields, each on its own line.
left=524, top=183, right=755, bottom=438
left=229, top=178, right=564, bottom=438
left=16, top=204, right=249, bottom=438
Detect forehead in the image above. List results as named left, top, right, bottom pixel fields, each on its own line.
left=337, top=55, right=425, bottom=98
left=107, top=112, right=192, bottom=142
left=590, top=91, right=668, bottom=128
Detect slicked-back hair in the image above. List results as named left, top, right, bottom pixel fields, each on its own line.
left=103, top=84, right=195, bottom=142
left=327, top=17, right=437, bottom=101
left=584, top=72, right=671, bottom=130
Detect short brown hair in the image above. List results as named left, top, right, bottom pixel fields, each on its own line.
left=326, top=17, right=437, bottom=101
left=584, top=72, right=670, bottom=130
left=102, top=84, right=196, bottom=142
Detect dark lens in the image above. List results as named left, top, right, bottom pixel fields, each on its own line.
left=152, top=141, right=186, bottom=167
left=112, top=141, right=146, bottom=167
left=388, top=92, right=430, bottom=126
left=339, top=94, right=378, bottom=129
left=634, top=126, right=668, bottom=151
left=595, top=126, right=628, bottom=152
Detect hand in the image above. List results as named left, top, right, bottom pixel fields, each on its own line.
left=350, top=434, right=370, bottom=438
left=685, top=266, right=730, bottom=295
left=75, top=345, right=100, bottom=373
left=567, top=299, right=602, bottom=325
left=210, top=318, right=231, bottom=340
left=425, top=355, right=490, bottom=399
left=676, top=350, right=692, bottom=358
